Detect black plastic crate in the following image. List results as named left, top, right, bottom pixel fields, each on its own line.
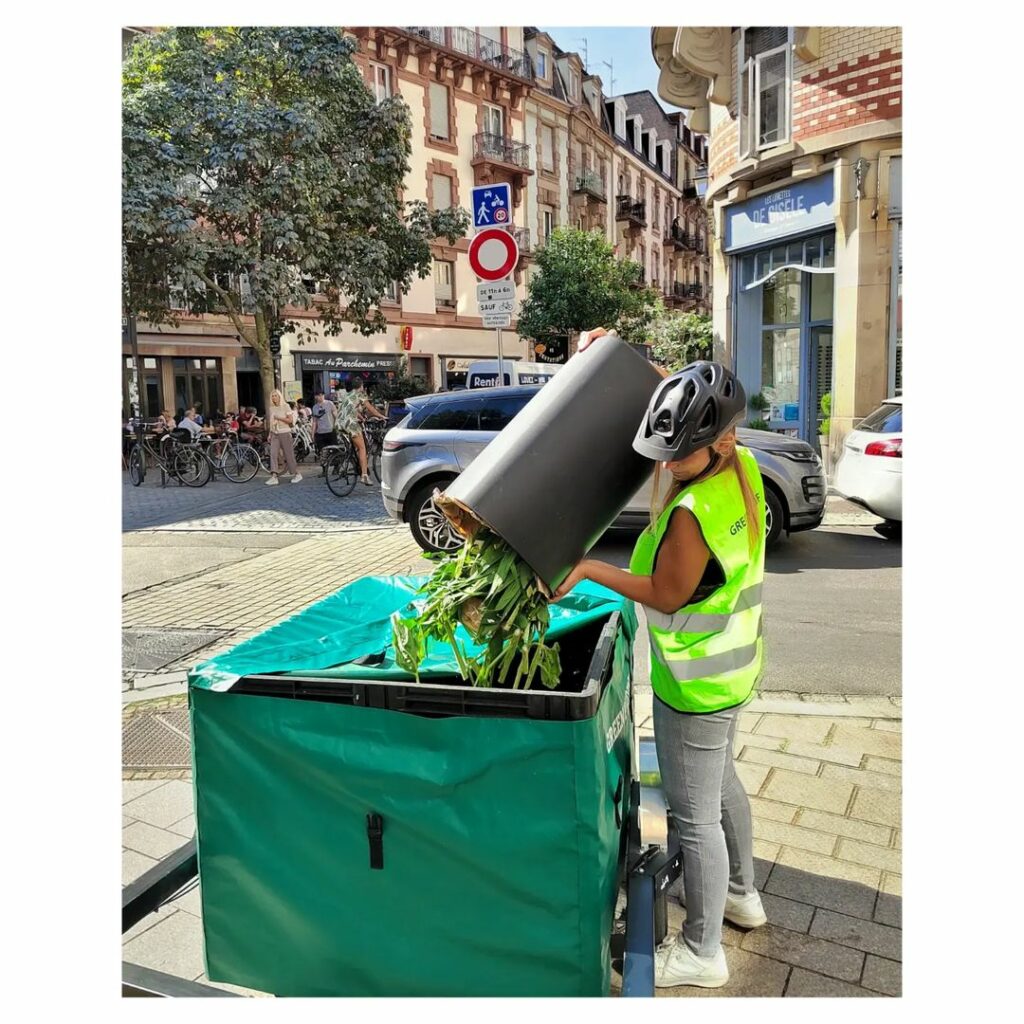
left=228, top=614, right=618, bottom=721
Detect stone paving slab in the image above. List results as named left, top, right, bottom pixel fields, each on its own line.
left=122, top=529, right=426, bottom=635
left=740, top=924, right=865, bottom=983
left=809, top=907, right=902, bottom=961
left=861, top=954, right=902, bottom=996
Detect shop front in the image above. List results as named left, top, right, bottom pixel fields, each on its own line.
left=726, top=173, right=836, bottom=444
left=292, top=352, right=402, bottom=404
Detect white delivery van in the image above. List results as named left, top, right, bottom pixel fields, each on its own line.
left=466, top=360, right=562, bottom=389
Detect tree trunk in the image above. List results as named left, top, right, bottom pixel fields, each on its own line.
left=253, top=306, right=277, bottom=412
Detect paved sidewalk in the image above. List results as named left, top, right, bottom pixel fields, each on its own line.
left=622, top=693, right=901, bottom=997
left=122, top=696, right=900, bottom=998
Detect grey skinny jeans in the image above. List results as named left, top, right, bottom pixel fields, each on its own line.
left=653, top=696, right=756, bottom=958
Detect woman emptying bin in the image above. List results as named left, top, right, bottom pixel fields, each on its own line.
left=554, top=328, right=768, bottom=990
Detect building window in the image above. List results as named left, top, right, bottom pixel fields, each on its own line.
left=540, top=123, right=555, bottom=171
left=483, top=103, right=503, bottom=139
left=432, top=173, right=453, bottom=211
left=615, top=106, right=626, bottom=139
left=738, top=27, right=793, bottom=156
left=569, top=69, right=580, bottom=100
left=369, top=61, right=391, bottom=104
left=541, top=207, right=553, bottom=245
left=410, top=356, right=431, bottom=384
left=433, top=259, right=455, bottom=307
left=172, top=357, right=223, bottom=420
left=123, top=356, right=164, bottom=420
left=383, top=280, right=401, bottom=304
left=429, top=82, right=450, bottom=140
left=537, top=50, right=548, bottom=78
left=634, top=121, right=642, bottom=152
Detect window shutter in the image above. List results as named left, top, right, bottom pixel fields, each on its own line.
left=432, top=174, right=452, bottom=211
left=429, top=83, right=449, bottom=139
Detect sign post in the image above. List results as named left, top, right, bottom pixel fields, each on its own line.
left=123, top=313, right=145, bottom=483
left=468, top=227, right=520, bottom=387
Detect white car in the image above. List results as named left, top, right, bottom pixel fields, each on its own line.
left=834, top=397, right=902, bottom=537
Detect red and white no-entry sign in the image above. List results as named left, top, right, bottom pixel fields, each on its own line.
left=468, top=228, right=519, bottom=282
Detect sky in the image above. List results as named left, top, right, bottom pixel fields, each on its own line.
left=538, top=26, right=686, bottom=112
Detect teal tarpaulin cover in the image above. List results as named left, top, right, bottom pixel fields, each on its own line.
left=190, top=574, right=625, bottom=688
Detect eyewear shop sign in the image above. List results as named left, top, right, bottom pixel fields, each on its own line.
left=298, top=354, right=400, bottom=373
left=725, top=173, right=835, bottom=251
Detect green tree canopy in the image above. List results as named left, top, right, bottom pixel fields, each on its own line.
left=647, top=305, right=713, bottom=371
left=515, top=228, right=660, bottom=346
left=122, top=27, right=468, bottom=403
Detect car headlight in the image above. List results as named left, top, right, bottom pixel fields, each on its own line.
left=759, top=447, right=821, bottom=465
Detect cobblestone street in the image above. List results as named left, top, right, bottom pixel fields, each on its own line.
left=122, top=472, right=393, bottom=532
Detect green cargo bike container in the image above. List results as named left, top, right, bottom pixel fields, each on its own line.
left=187, top=574, right=638, bottom=997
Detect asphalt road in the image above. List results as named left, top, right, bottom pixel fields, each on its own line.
left=592, top=525, right=901, bottom=698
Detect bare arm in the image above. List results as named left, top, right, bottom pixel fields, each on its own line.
left=553, top=508, right=710, bottom=613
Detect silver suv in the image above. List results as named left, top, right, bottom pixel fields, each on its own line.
left=381, top=385, right=825, bottom=553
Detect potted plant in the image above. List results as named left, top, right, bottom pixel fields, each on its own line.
left=749, top=391, right=771, bottom=419
left=818, top=392, right=832, bottom=472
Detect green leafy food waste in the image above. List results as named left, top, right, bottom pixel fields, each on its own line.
left=391, top=530, right=561, bottom=689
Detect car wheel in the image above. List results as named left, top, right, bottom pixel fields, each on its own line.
left=874, top=519, right=902, bottom=542
left=407, top=478, right=464, bottom=554
left=764, top=487, right=785, bottom=549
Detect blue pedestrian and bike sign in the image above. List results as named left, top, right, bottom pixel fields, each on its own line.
left=471, top=183, right=511, bottom=229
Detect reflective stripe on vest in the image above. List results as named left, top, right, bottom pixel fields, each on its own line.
left=651, top=617, right=763, bottom=681
left=644, top=581, right=763, bottom=633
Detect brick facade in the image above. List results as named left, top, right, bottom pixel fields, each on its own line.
left=708, top=28, right=901, bottom=190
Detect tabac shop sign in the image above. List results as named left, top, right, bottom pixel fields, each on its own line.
left=725, top=173, right=835, bottom=252
left=298, top=353, right=399, bottom=372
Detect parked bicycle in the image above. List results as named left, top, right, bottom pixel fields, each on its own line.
left=126, top=429, right=210, bottom=487
left=322, top=436, right=360, bottom=497
left=195, top=430, right=261, bottom=483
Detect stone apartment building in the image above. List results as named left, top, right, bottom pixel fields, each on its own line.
left=122, top=26, right=716, bottom=414
left=652, top=26, right=902, bottom=458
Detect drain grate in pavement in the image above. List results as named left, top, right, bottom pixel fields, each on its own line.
left=123, top=709, right=192, bottom=770
left=123, top=629, right=227, bottom=674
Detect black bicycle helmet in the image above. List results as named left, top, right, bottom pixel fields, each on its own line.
left=633, top=361, right=746, bottom=462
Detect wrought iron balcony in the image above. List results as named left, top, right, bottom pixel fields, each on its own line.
left=682, top=182, right=699, bottom=200
left=669, top=224, right=690, bottom=250
left=671, top=282, right=688, bottom=301
left=686, top=283, right=704, bottom=299
left=615, top=195, right=647, bottom=227
left=473, top=132, right=531, bottom=169
left=573, top=171, right=607, bottom=203
left=403, top=27, right=535, bottom=82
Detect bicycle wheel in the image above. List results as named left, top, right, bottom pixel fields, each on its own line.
left=220, top=443, right=261, bottom=483
left=370, top=448, right=382, bottom=483
left=175, top=446, right=212, bottom=487
left=128, top=445, right=144, bottom=486
left=258, top=440, right=273, bottom=473
left=205, top=438, right=229, bottom=476
left=325, top=449, right=358, bottom=497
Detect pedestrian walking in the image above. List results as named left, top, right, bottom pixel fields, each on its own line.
left=311, top=390, right=338, bottom=474
left=295, top=398, right=311, bottom=423
left=265, top=389, right=302, bottom=485
left=554, top=327, right=767, bottom=991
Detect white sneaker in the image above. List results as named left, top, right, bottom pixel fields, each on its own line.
left=654, top=937, right=729, bottom=989
left=291, top=473, right=303, bottom=484
left=724, top=890, right=768, bottom=929
left=676, top=885, right=768, bottom=929
left=265, top=476, right=279, bottom=486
